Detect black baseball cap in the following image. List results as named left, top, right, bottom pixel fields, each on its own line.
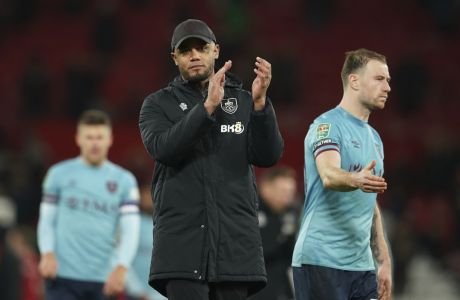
left=171, top=19, right=216, bottom=51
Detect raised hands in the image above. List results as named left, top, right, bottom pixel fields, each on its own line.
left=204, top=57, right=272, bottom=114
left=252, top=57, right=272, bottom=111
left=204, top=60, right=232, bottom=115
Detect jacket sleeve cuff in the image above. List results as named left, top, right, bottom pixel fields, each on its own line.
left=201, top=102, right=217, bottom=122
left=251, top=99, right=273, bottom=118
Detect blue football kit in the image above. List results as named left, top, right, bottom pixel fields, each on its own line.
left=292, top=107, right=384, bottom=300
left=37, top=157, right=140, bottom=300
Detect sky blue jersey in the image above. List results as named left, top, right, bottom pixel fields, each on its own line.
left=41, top=157, right=140, bottom=281
left=292, top=107, right=384, bottom=271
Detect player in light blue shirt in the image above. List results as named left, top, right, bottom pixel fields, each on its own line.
left=37, top=110, right=141, bottom=300
left=292, top=49, right=392, bottom=300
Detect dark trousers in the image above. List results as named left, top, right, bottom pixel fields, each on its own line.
left=293, top=265, right=378, bottom=300
left=166, top=279, right=248, bottom=300
left=45, top=277, right=114, bottom=300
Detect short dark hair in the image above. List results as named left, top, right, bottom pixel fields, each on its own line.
left=260, top=166, right=296, bottom=183
left=78, top=109, right=112, bottom=127
left=341, top=48, right=387, bottom=88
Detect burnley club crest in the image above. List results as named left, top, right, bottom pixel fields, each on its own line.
left=106, top=181, right=118, bottom=194
left=221, top=98, right=238, bottom=114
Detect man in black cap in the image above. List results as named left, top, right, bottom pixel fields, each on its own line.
left=139, top=19, right=284, bottom=300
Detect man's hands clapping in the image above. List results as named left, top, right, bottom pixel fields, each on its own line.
left=204, top=60, right=232, bottom=115
left=252, top=57, right=272, bottom=111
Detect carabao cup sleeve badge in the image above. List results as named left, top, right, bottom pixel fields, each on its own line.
left=316, top=123, right=331, bottom=140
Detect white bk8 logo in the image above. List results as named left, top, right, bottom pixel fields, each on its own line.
left=221, top=122, right=244, bottom=134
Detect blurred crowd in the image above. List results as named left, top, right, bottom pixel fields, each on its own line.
left=1, top=0, right=460, bottom=299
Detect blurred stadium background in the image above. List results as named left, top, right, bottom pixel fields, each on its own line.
left=0, top=0, right=459, bottom=299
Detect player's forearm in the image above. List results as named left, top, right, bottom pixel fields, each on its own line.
left=37, top=202, right=58, bottom=254
left=370, top=205, right=391, bottom=266
left=319, top=165, right=359, bottom=192
left=117, top=214, right=140, bottom=267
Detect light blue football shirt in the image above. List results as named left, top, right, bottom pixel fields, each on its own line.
left=292, top=106, right=384, bottom=271
left=42, top=157, right=140, bottom=282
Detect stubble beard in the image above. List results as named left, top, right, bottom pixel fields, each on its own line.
left=180, top=64, right=214, bottom=83
left=359, top=93, right=385, bottom=112
left=371, top=97, right=386, bottom=111
left=363, top=101, right=381, bottom=112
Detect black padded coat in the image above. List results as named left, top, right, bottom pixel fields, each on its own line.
left=139, top=73, right=284, bottom=296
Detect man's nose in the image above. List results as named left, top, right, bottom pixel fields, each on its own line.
left=384, top=81, right=391, bottom=92
left=190, top=48, right=200, bottom=59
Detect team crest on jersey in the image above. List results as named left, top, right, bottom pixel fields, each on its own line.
left=221, top=98, right=238, bottom=114
left=106, top=181, right=118, bottom=194
left=316, top=123, right=331, bottom=139
left=179, top=102, right=188, bottom=111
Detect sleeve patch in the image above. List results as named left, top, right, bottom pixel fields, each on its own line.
left=316, top=123, right=332, bottom=140
left=313, top=138, right=333, bottom=151
left=313, top=138, right=340, bottom=158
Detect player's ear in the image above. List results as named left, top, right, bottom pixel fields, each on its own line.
left=213, top=43, right=219, bottom=59
left=75, top=132, right=81, bottom=147
left=108, top=132, right=114, bottom=147
left=348, top=74, right=360, bottom=91
left=171, top=52, right=178, bottom=66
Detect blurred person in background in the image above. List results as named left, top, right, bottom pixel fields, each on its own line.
left=249, top=166, right=298, bottom=300
left=0, top=193, right=21, bottom=300
left=292, top=49, right=392, bottom=300
left=124, top=183, right=166, bottom=300
left=139, top=19, right=283, bottom=300
left=7, top=225, right=44, bottom=300
left=37, top=109, right=141, bottom=300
